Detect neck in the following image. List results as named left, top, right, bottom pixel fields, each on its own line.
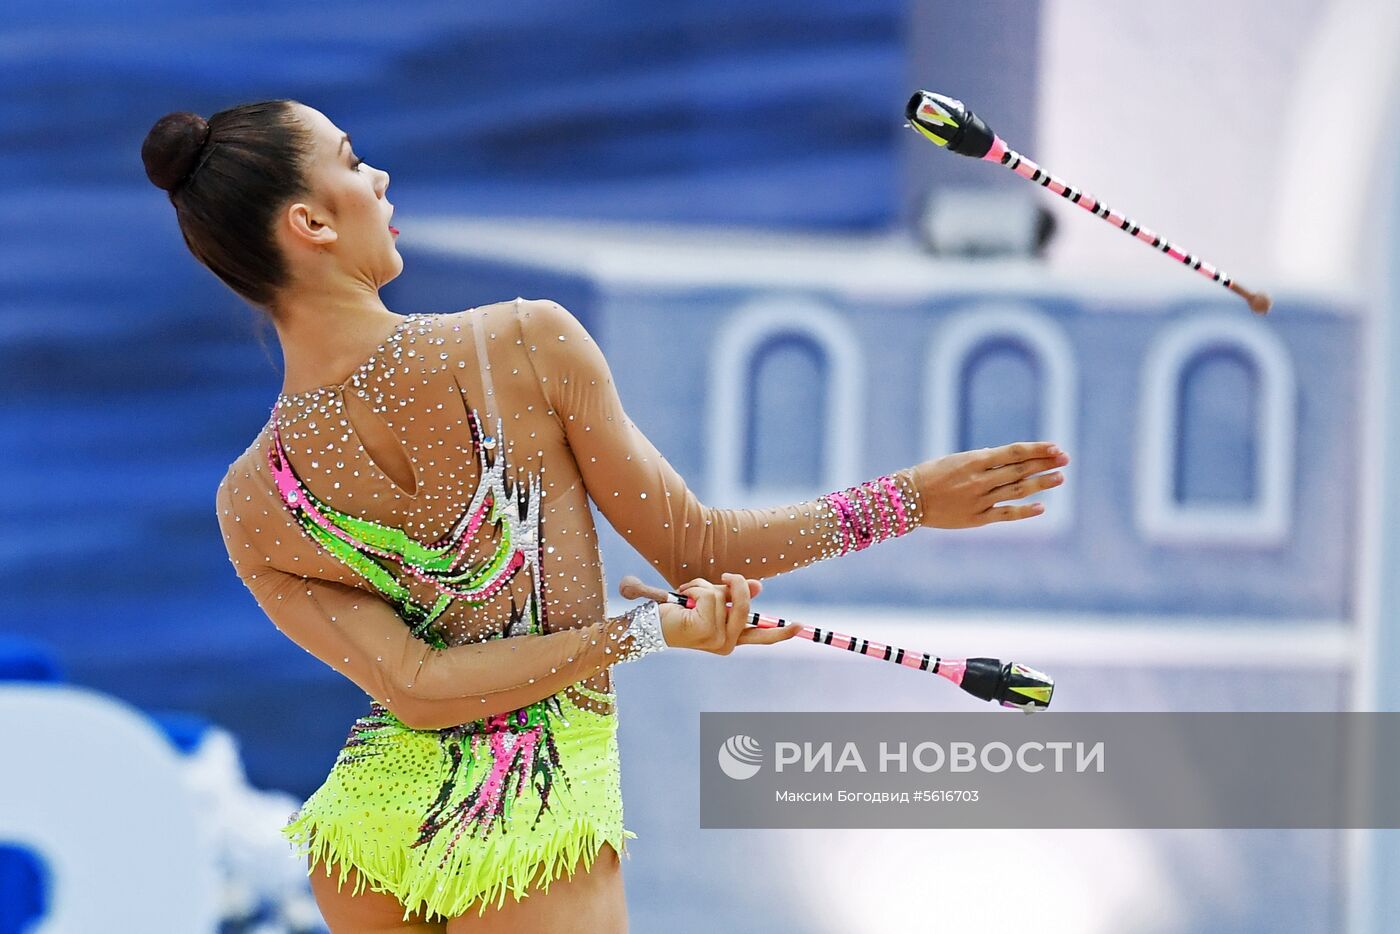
left=270, top=282, right=403, bottom=395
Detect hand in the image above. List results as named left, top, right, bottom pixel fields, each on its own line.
left=912, top=441, right=1070, bottom=529
left=657, top=573, right=803, bottom=655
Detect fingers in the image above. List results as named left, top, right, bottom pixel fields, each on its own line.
left=979, top=502, right=1046, bottom=524
left=736, top=623, right=803, bottom=646
left=982, top=469, right=1065, bottom=506
left=677, top=577, right=759, bottom=600
left=721, top=572, right=751, bottom=655
left=683, top=574, right=788, bottom=654
left=974, top=441, right=1062, bottom=470
left=684, top=581, right=720, bottom=651
left=983, top=453, right=1069, bottom=489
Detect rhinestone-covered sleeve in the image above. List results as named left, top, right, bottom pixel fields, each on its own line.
left=613, top=599, right=667, bottom=663
left=216, top=475, right=664, bottom=730
left=811, top=471, right=923, bottom=557
left=518, top=300, right=926, bottom=587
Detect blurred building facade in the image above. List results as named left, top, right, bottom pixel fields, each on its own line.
left=3, top=0, right=1397, bottom=930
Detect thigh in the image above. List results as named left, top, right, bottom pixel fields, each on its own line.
left=309, top=854, right=449, bottom=933
left=446, top=841, right=627, bottom=934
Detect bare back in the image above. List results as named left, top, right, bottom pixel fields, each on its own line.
left=215, top=297, right=925, bottom=728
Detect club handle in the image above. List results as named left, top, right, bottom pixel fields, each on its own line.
left=907, top=87, right=1271, bottom=316
left=620, top=577, right=1055, bottom=711
left=1229, top=280, right=1273, bottom=314
left=618, top=575, right=675, bottom=604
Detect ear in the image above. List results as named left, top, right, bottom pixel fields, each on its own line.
left=284, top=201, right=339, bottom=247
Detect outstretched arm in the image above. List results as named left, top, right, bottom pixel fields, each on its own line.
left=518, top=298, right=902, bottom=586
left=215, top=479, right=664, bottom=730
left=518, top=299, right=1068, bottom=589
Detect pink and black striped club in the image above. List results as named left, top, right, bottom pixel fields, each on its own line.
left=619, top=576, right=1054, bottom=713
left=906, top=89, right=1271, bottom=315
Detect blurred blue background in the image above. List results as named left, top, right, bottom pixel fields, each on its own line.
left=2, top=1, right=1397, bottom=931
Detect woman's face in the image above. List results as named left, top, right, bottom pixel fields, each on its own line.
left=284, top=103, right=402, bottom=289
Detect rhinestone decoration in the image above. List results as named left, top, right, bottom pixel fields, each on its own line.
left=615, top=599, right=666, bottom=663
left=212, top=300, right=927, bottom=916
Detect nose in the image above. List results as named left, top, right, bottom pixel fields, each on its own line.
left=376, top=166, right=390, bottom=196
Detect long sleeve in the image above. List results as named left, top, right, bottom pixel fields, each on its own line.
left=215, top=478, right=660, bottom=730
left=517, top=299, right=925, bottom=588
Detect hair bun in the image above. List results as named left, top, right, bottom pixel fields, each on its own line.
left=141, top=111, right=211, bottom=192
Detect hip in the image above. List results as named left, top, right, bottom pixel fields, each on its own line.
left=297, top=682, right=623, bottom=844
left=283, top=683, right=632, bottom=918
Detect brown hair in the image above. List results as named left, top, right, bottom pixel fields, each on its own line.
left=141, top=100, right=312, bottom=308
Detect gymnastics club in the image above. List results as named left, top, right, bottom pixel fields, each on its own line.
left=905, top=90, right=1272, bottom=315
left=619, top=575, right=1054, bottom=713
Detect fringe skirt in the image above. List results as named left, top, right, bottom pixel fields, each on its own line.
left=283, top=682, right=636, bottom=921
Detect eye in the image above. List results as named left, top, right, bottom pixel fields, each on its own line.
left=350, top=155, right=364, bottom=172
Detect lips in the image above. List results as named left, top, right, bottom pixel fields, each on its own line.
left=389, top=224, right=399, bottom=236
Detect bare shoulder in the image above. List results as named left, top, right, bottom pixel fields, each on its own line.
left=219, top=417, right=264, bottom=475
left=213, top=427, right=328, bottom=576
left=427, top=297, right=571, bottom=336
left=436, top=297, right=596, bottom=349
left=214, top=419, right=295, bottom=532
left=428, top=299, right=601, bottom=390
left=214, top=445, right=263, bottom=558
left=214, top=426, right=271, bottom=519
left=512, top=298, right=595, bottom=347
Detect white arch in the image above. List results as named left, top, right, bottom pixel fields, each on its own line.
left=707, top=297, right=863, bottom=506
left=1136, top=314, right=1297, bottom=545
left=924, top=304, right=1077, bottom=536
